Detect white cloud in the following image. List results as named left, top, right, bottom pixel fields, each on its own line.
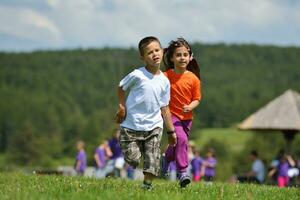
left=1, top=0, right=300, bottom=51
left=0, top=5, right=62, bottom=43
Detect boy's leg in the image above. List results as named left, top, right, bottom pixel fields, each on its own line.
left=143, top=128, right=163, bottom=187
left=119, top=128, right=142, bottom=169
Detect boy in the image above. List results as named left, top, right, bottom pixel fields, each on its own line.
left=115, top=36, right=177, bottom=189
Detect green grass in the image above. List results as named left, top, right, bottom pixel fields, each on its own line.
left=1, top=173, right=299, bottom=200
left=193, top=128, right=254, bottom=153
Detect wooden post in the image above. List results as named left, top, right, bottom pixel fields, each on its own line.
left=282, top=130, right=297, bottom=153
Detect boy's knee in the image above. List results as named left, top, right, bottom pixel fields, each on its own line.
left=125, top=157, right=140, bottom=168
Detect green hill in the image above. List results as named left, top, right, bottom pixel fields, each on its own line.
left=0, top=44, right=300, bottom=166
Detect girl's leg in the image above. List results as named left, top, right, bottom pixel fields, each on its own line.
left=165, top=145, right=175, bottom=162
left=174, top=126, right=189, bottom=173
left=285, top=177, right=290, bottom=187
left=172, top=116, right=193, bottom=174
left=278, top=176, right=285, bottom=187
left=193, top=173, right=201, bottom=182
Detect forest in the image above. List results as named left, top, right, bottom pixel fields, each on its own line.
left=0, top=43, right=300, bottom=167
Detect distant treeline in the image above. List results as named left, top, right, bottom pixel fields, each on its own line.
left=0, top=44, right=300, bottom=166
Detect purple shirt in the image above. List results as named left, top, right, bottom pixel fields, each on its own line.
left=76, top=150, right=87, bottom=173
left=95, top=147, right=106, bottom=168
left=169, top=161, right=176, bottom=171
left=109, top=138, right=123, bottom=159
left=204, top=157, right=217, bottom=177
left=191, top=156, right=203, bottom=175
left=278, top=161, right=289, bottom=177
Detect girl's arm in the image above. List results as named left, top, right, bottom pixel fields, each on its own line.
left=286, top=155, right=296, bottom=167
left=204, top=159, right=217, bottom=168
left=200, top=164, right=206, bottom=176
left=75, top=160, right=82, bottom=172
left=115, top=87, right=126, bottom=123
left=183, top=100, right=200, bottom=113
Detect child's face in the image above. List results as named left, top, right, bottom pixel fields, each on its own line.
left=76, top=142, right=84, bottom=150
left=207, top=152, right=213, bottom=157
left=141, top=41, right=163, bottom=68
left=171, top=46, right=190, bottom=70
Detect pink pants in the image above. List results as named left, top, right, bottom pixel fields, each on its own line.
left=165, top=115, right=192, bottom=173
left=193, top=174, right=201, bottom=182
left=278, top=176, right=289, bottom=187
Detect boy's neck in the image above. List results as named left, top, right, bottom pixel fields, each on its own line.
left=145, top=65, right=160, bottom=75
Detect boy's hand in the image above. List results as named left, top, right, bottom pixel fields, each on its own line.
left=168, top=132, right=177, bottom=146
left=115, top=104, right=126, bottom=124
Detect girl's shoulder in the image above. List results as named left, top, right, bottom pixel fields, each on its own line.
left=163, top=69, right=173, bottom=76
left=186, top=70, right=200, bottom=80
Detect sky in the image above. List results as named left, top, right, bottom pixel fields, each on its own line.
left=0, top=0, right=299, bottom=52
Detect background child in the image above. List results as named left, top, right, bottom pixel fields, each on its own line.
left=94, top=139, right=112, bottom=178
left=74, top=140, right=87, bottom=175
left=202, top=148, right=217, bottom=183
left=115, top=36, right=176, bottom=190
left=163, top=37, right=201, bottom=188
left=269, top=152, right=295, bottom=187
left=191, top=148, right=203, bottom=182
left=107, top=129, right=125, bottom=178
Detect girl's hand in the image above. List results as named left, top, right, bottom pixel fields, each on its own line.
left=183, top=105, right=192, bottom=113
left=168, top=132, right=177, bottom=146
left=115, top=104, right=126, bottom=124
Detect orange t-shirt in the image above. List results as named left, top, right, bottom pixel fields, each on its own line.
left=164, top=69, right=201, bottom=120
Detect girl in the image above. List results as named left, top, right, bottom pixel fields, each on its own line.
left=269, top=153, right=295, bottom=187
left=191, top=148, right=203, bottom=182
left=74, top=140, right=87, bottom=175
left=163, top=37, right=201, bottom=187
left=202, top=148, right=217, bottom=183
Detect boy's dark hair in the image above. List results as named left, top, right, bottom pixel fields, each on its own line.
left=138, top=36, right=161, bottom=56
left=163, top=37, right=201, bottom=80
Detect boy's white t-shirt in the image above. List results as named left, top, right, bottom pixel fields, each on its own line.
left=119, top=66, right=170, bottom=131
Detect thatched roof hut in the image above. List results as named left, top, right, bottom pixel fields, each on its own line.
left=239, top=89, right=300, bottom=131
left=238, top=89, right=300, bottom=148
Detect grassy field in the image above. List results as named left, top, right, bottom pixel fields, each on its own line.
left=1, top=173, right=299, bottom=200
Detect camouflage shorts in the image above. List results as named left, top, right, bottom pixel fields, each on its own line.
left=119, top=127, right=162, bottom=176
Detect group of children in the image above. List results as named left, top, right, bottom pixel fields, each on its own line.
left=268, top=150, right=300, bottom=187
left=115, top=36, right=202, bottom=189
left=74, top=130, right=127, bottom=178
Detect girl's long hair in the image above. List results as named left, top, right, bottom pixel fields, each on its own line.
left=163, top=37, right=201, bottom=80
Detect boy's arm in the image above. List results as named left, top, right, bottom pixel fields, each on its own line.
left=94, top=154, right=102, bottom=168
left=115, top=86, right=126, bottom=124
left=161, top=106, right=177, bottom=146
left=105, top=145, right=113, bottom=159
